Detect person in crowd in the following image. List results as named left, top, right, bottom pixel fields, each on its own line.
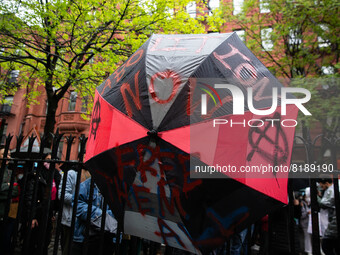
left=0, top=146, right=19, bottom=255
left=230, top=228, right=249, bottom=255
left=24, top=153, right=61, bottom=255
left=72, top=174, right=117, bottom=255
left=58, top=162, right=90, bottom=255
left=300, top=188, right=312, bottom=255
left=318, top=178, right=339, bottom=255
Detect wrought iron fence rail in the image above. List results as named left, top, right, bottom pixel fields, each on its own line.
left=0, top=132, right=339, bottom=255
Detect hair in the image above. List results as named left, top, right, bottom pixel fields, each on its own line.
left=43, top=153, right=52, bottom=160
left=319, top=178, right=333, bottom=184
left=80, top=162, right=88, bottom=171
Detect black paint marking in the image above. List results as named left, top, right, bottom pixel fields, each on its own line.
left=90, top=99, right=101, bottom=140
left=247, top=112, right=289, bottom=171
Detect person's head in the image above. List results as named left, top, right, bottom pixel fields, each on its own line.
left=0, top=145, right=11, bottom=165
left=43, top=153, right=52, bottom=169
left=44, top=153, right=52, bottom=160
left=318, top=178, right=333, bottom=190
left=304, top=187, right=311, bottom=204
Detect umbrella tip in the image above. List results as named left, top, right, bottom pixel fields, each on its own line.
left=147, top=129, right=158, bottom=138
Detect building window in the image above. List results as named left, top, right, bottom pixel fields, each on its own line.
left=56, top=50, right=65, bottom=70
left=209, top=0, right=220, bottom=15
left=318, top=24, right=330, bottom=48
left=0, top=96, right=13, bottom=114
left=57, top=140, right=64, bottom=160
left=288, top=29, right=302, bottom=47
left=68, top=91, right=77, bottom=111
left=0, top=123, right=8, bottom=145
left=81, top=96, right=89, bottom=113
left=8, top=70, right=19, bottom=85
left=233, top=0, right=244, bottom=15
left=294, top=124, right=304, bottom=144
left=261, top=27, right=273, bottom=51
left=234, top=30, right=246, bottom=42
left=321, top=66, right=335, bottom=75
left=15, top=44, right=25, bottom=56
left=88, top=50, right=94, bottom=64
left=45, top=100, right=48, bottom=115
left=166, top=7, right=174, bottom=18
left=186, top=1, right=196, bottom=18
left=259, top=0, right=270, bottom=13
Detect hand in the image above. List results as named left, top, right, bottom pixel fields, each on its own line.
left=293, top=199, right=299, bottom=206
left=317, top=190, right=322, bottom=197
left=31, top=219, right=38, bottom=229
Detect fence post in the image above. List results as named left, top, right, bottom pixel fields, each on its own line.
left=21, top=134, right=40, bottom=255
left=309, top=132, right=321, bottom=255
left=82, top=177, right=95, bottom=255
left=0, top=135, right=13, bottom=190
left=36, top=130, right=63, bottom=255
left=9, top=134, right=24, bottom=254
left=53, top=134, right=75, bottom=255
left=330, top=137, right=340, bottom=251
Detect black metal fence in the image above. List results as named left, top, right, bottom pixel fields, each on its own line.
left=0, top=130, right=339, bottom=255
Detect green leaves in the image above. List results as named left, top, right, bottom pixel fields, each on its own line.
left=0, top=0, right=217, bottom=134
left=224, top=0, right=339, bottom=132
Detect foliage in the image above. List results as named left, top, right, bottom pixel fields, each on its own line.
left=291, top=76, right=340, bottom=136
left=0, top=0, right=219, bottom=137
left=223, top=0, right=339, bottom=133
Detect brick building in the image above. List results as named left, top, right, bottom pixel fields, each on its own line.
left=0, top=82, right=89, bottom=159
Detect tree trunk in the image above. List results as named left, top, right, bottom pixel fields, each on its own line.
left=44, top=95, right=58, bottom=147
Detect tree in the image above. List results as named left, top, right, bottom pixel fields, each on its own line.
left=0, top=0, right=218, bottom=142
left=222, top=0, right=339, bottom=134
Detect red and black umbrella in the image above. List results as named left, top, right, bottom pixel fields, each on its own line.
left=85, top=33, right=298, bottom=254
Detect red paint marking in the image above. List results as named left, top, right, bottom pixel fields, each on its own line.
left=115, top=146, right=136, bottom=180
left=150, top=36, right=224, bottom=53
left=155, top=218, right=186, bottom=248
left=213, top=43, right=257, bottom=86
left=150, top=37, right=187, bottom=52
left=213, top=43, right=250, bottom=64
left=112, top=49, right=144, bottom=83
left=194, top=237, right=226, bottom=247
left=234, top=63, right=257, bottom=86
left=113, top=65, right=126, bottom=83
left=132, top=184, right=151, bottom=216
left=120, top=71, right=142, bottom=117
left=149, top=70, right=181, bottom=104
left=158, top=177, right=187, bottom=218
left=252, top=77, right=276, bottom=101
left=95, top=169, right=113, bottom=184
left=126, top=49, right=144, bottom=67
left=136, top=144, right=158, bottom=183
left=100, top=79, right=112, bottom=96
left=209, top=211, right=250, bottom=238
left=178, top=154, right=202, bottom=198
left=113, top=176, right=132, bottom=208
left=158, top=151, right=175, bottom=177
left=186, top=78, right=200, bottom=116
left=193, top=212, right=250, bottom=247
left=94, top=169, right=115, bottom=203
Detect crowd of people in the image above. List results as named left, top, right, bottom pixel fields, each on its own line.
left=0, top=145, right=339, bottom=255
left=292, top=179, right=339, bottom=255
left=0, top=146, right=119, bottom=255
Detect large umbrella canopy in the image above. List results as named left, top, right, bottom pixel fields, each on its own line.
left=85, top=33, right=298, bottom=254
